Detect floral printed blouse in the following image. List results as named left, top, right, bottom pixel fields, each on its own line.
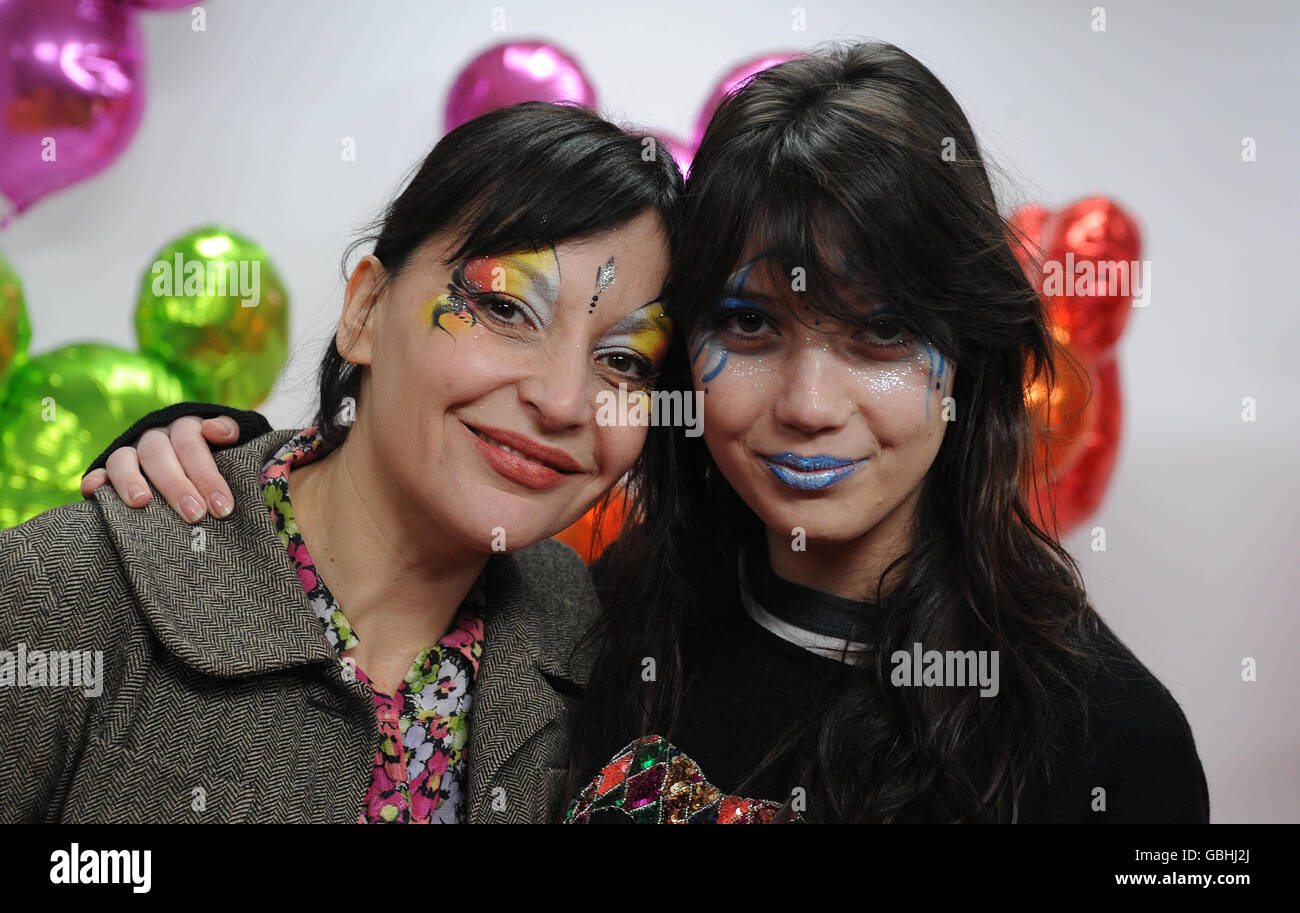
left=261, top=427, right=486, bottom=823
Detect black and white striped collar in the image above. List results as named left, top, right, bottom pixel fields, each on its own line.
left=737, top=548, right=877, bottom=663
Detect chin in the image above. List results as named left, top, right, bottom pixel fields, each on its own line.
left=742, top=487, right=878, bottom=547
left=436, top=487, right=586, bottom=554
left=768, top=515, right=874, bottom=548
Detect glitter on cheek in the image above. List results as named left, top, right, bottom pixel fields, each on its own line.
left=690, top=333, right=786, bottom=394
left=850, top=363, right=914, bottom=395
left=712, top=352, right=775, bottom=383
left=843, top=347, right=942, bottom=418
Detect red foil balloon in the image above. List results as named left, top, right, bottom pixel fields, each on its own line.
left=0, top=0, right=145, bottom=218
left=1026, top=342, right=1100, bottom=481
left=1031, top=354, right=1123, bottom=535
left=1040, top=197, right=1142, bottom=359
left=444, top=41, right=596, bottom=134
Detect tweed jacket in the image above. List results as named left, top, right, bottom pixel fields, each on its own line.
left=0, top=429, right=602, bottom=823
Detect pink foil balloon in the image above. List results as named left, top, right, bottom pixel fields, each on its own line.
left=646, top=131, right=696, bottom=179
left=691, top=53, right=798, bottom=149
left=444, top=41, right=597, bottom=134
left=0, top=0, right=144, bottom=219
left=125, top=1, right=200, bottom=8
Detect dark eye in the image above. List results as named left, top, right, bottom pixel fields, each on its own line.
left=483, top=296, right=524, bottom=323
left=596, top=350, right=654, bottom=381
left=721, top=309, right=771, bottom=335
left=855, top=317, right=914, bottom=351
left=870, top=320, right=904, bottom=343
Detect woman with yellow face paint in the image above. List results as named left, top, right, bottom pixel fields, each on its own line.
left=0, top=101, right=681, bottom=823
left=75, top=41, right=1207, bottom=824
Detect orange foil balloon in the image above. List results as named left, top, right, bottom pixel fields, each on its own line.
left=552, top=487, right=629, bottom=565
left=1025, top=341, right=1100, bottom=480
left=1040, top=197, right=1142, bottom=359
left=1030, top=354, right=1122, bottom=535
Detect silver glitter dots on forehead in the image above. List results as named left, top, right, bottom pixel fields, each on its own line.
left=589, top=256, right=617, bottom=314
left=595, top=257, right=617, bottom=293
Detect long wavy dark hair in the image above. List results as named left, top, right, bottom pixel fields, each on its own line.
left=570, top=40, right=1106, bottom=822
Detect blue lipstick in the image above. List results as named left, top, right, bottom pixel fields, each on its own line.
left=761, top=452, right=867, bottom=490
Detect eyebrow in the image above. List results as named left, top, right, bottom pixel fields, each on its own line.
left=719, top=288, right=783, bottom=305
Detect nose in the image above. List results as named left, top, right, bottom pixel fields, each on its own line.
left=772, top=340, right=854, bottom=434
left=516, top=342, right=593, bottom=432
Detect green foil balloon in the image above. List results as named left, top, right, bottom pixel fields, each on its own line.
left=0, top=249, right=31, bottom=391
left=135, top=226, right=289, bottom=409
left=0, top=344, right=190, bottom=529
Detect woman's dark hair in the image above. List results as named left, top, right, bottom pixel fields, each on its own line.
left=571, top=40, right=1104, bottom=822
left=313, top=101, right=684, bottom=445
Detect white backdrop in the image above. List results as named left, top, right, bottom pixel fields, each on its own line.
left=4, top=0, right=1297, bottom=822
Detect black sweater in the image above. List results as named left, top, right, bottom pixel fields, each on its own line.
left=647, top=591, right=1208, bottom=822
left=571, top=539, right=1210, bottom=824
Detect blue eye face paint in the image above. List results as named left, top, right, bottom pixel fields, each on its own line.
left=691, top=334, right=729, bottom=386
left=922, top=343, right=950, bottom=422
left=690, top=258, right=771, bottom=388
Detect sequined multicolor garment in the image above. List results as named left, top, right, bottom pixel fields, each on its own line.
left=261, top=427, right=486, bottom=823
left=565, top=735, right=800, bottom=823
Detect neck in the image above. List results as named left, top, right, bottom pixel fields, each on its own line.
left=288, top=426, right=488, bottom=657
left=764, top=489, right=918, bottom=602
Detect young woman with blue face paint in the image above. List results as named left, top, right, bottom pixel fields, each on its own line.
left=564, top=42, right=1208, bottom=823
left=81, top=42, right=1208, bottom=824
left=686, top=249, right=955, bottom=598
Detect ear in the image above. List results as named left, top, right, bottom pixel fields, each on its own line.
left=337, top=254, right=385, bottom=365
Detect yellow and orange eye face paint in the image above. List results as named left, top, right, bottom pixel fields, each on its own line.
left=458, top=247, right=562, bottom=319
left=612, top=300, right=673, bottom=368
left=420, top=246, right=563, bottom=336
left=416, top=245, right=674, bottom=390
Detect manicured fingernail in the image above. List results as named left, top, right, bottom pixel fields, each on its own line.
left=219, top=417, right=238, bottom=434
left=180, top=495, right=204, bottom=523
left=128, top=485, right=149, bottom=504
left=210, top=493, right=233, bottom=518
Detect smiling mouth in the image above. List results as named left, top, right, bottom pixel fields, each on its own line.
left=463, top=422, right=582, bottom=491
left=759, top=452, right=868, bottom=491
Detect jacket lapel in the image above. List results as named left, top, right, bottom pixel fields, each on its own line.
left=94, top=429, right=338, bottom=677
left=467, top=542, right=601, bottom=822
left=96, top=428, right=601, bottom=822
